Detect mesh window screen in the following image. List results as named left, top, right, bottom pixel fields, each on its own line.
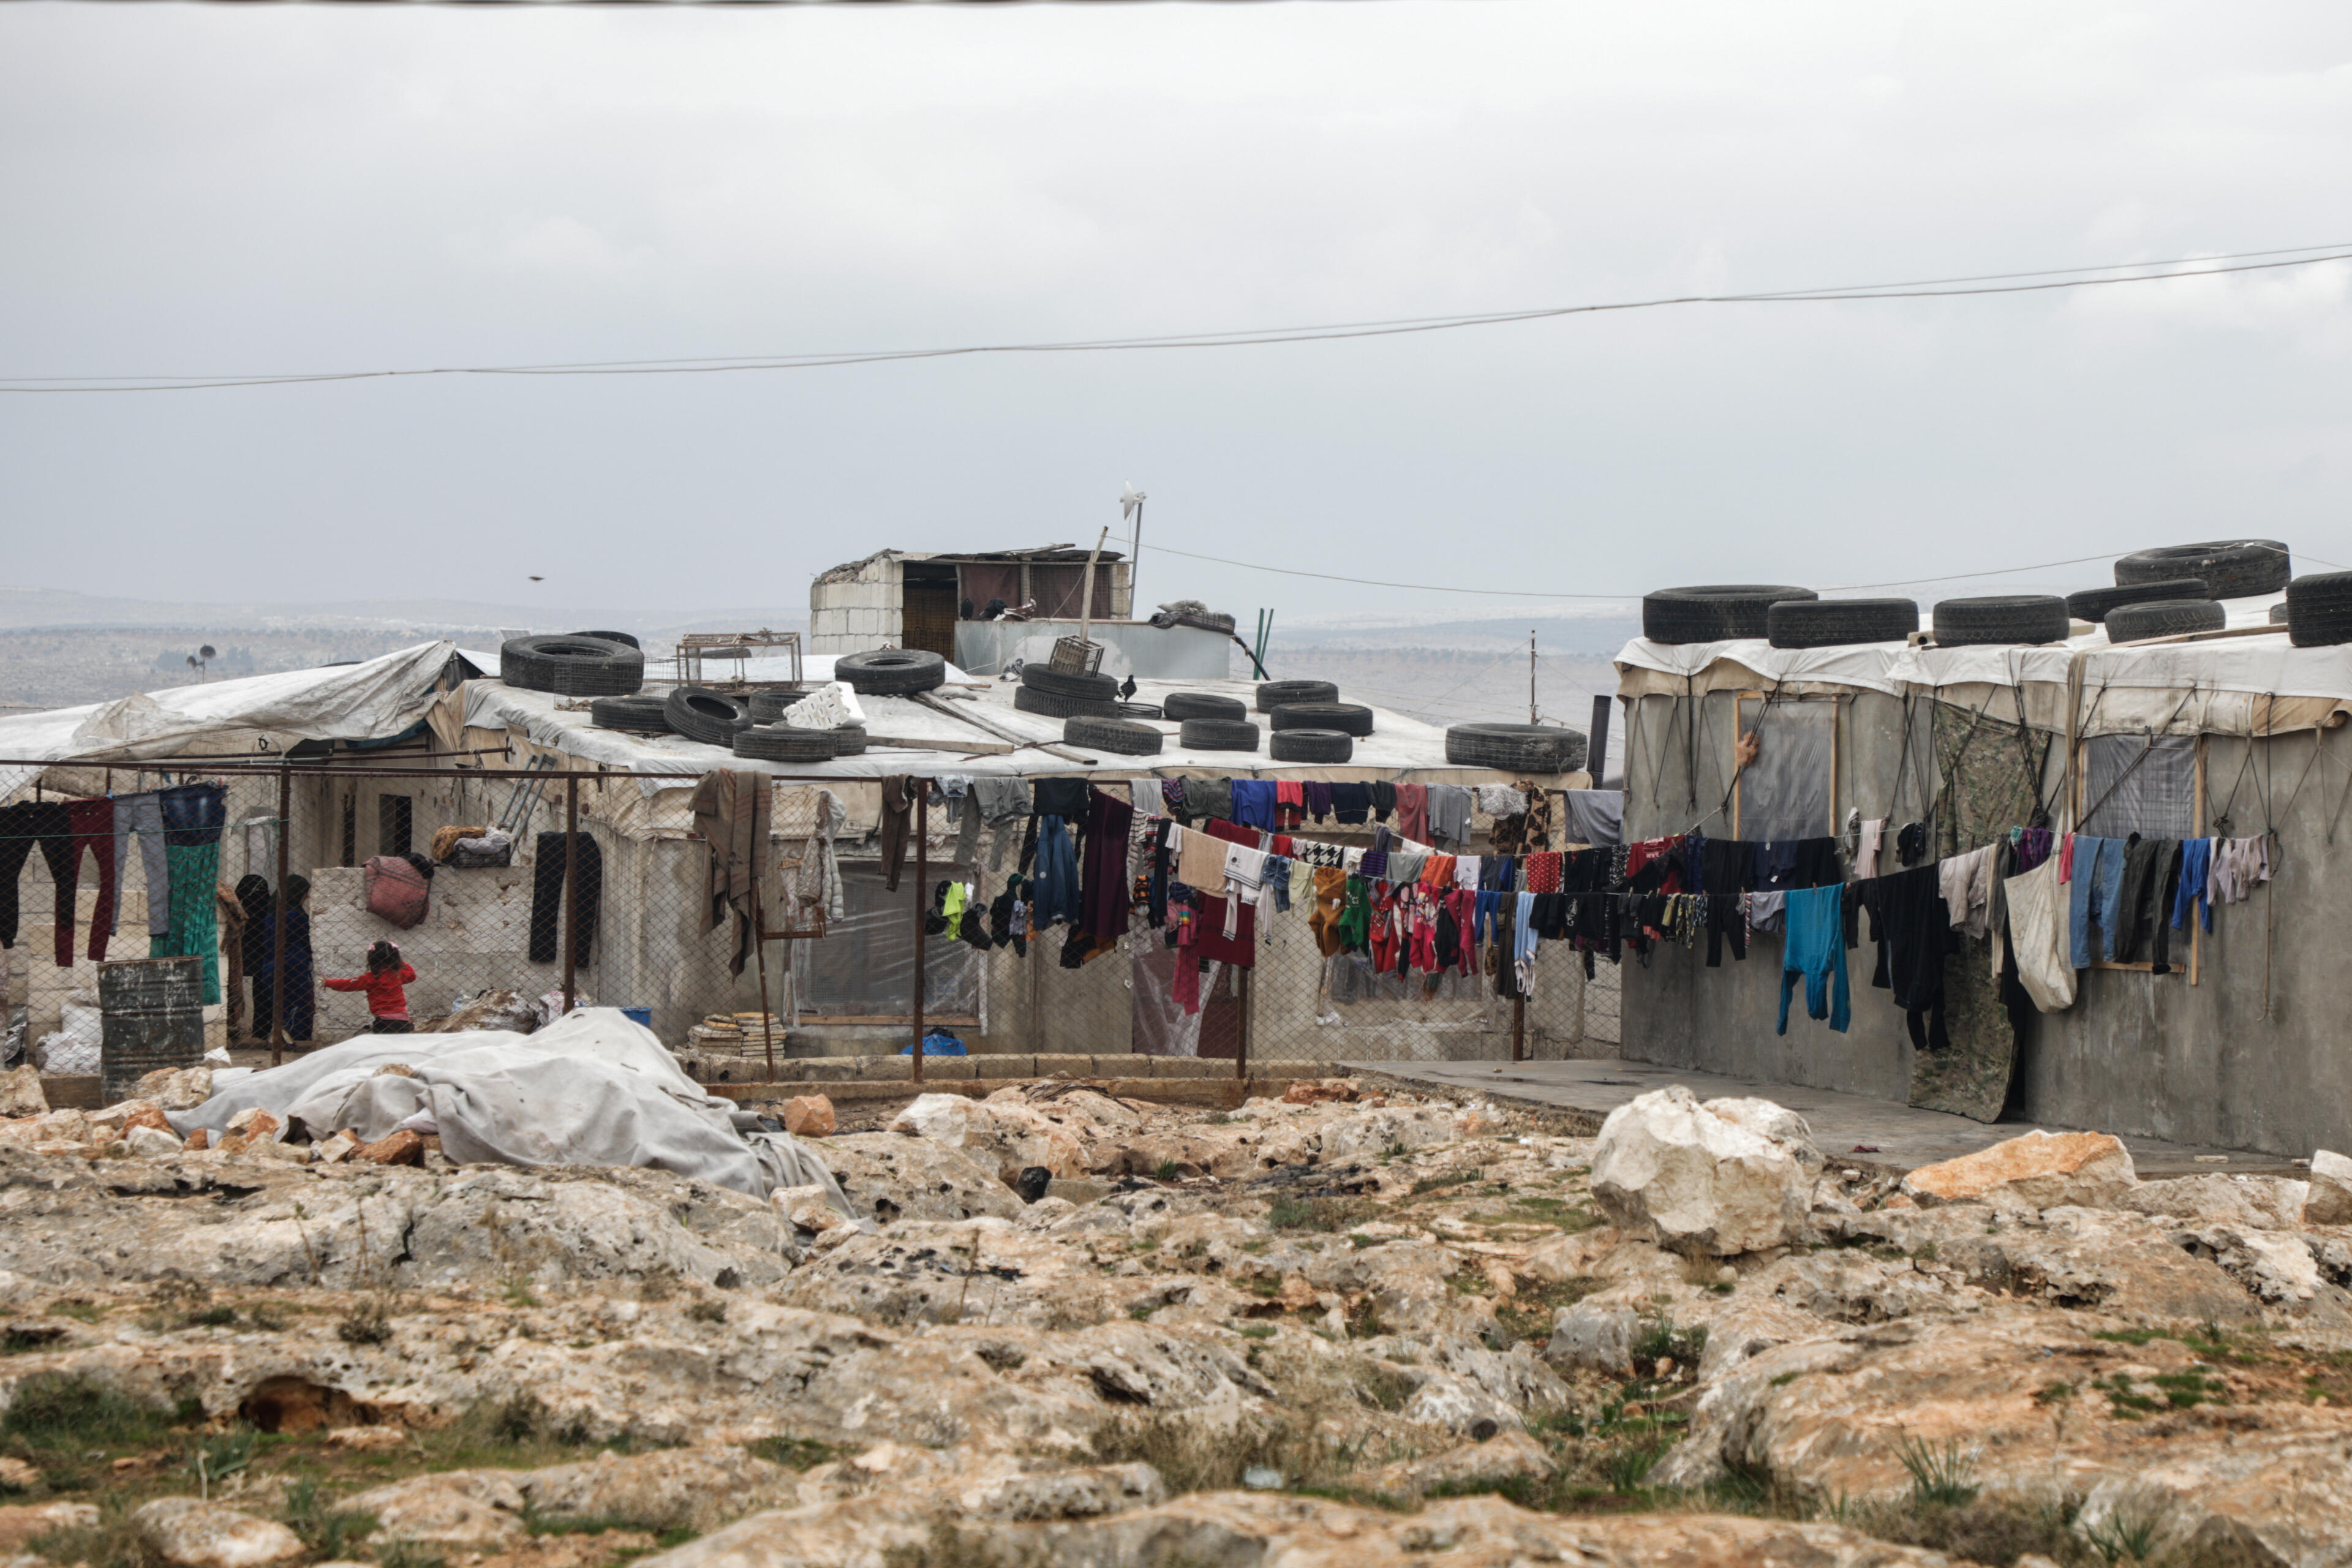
left=1736, top=698, right=1835, bottom=840
left=2081, top=734, right=2198, bottom=839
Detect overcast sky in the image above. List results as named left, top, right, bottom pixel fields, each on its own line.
left=4, top=1, right=2351, bottom=629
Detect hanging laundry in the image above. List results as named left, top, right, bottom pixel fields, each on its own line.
left=1427, top=785, right=1474, bottom=849
left=878, top=777, right=914, bottom=892
left=2171, top=837, right=2212, bottom=932
left=2066, top=835, right=2128, bottom=968
left=1331, top=783, right=1371, bottom=824
left=1394, top=783, right=1430, bottom=844
left=1186, top=777, right=1233, bottom=824
left=1174, top=826, right=1231, bottom=895
left=1939, top=844, right=1998, bottom=939
left=1367, top=782, right=1396, bottom=823
left=2111, top=837, right=2183, bottom=972
left=1896, top=821, right=1929, bottom=867
left=1129, top=778, right=1164, bottom=820
left=1303, top=781, right=1333, bottom=822
left=1776, top=884, right=1850, bottom=1035
left=1275, top=782, right=1306, bottom=831
left=152, top=784, right=228, bottom=1004
left=1856, top=817, right=1886, bottom=876
left=1230, top=779, right=1278, bottom=831
left=2003, top=856, right=2076, bottom=1012
left=1512, top=891, right=1540, bottom=993
left=1863, top=865, right=1952, bottom=1050
left=2209, top=835, right=2271, bottom=905
left=1475, top=784, right=1527, bottom=818
left=1562, top=789, right=1624, bottom=848
left=1747, top=890, right=1786, bottom=933
left=1031, top=816, right=1082, bottom=927
left=1080, top=787, right=1134, bottom=941
left=63, top=798, right=116, bottom=963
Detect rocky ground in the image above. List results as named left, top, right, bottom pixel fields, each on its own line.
left=0, top=1070, right=2348, bottom=1568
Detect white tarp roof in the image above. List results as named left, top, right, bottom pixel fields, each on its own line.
left=1610, top=590, right=2352, bottom=735
left=450, top=670, right=1530, bottom=795
left=0, top=641, right=461, bottom=799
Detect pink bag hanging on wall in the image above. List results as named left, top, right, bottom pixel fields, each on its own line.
left=363, top=855, right=431, bottom=930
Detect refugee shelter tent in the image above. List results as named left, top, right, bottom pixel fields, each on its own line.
left=1610, top=600, right=2352, bottom=1158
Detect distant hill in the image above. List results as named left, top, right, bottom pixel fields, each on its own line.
left=0, top=589, right=808, bottom=639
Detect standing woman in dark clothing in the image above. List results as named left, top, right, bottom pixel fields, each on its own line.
left=234, top=875, right=273, bottom=1041
left=252, top=875, right=316, bottom=1043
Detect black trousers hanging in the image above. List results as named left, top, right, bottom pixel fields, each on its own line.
left=0, top=801, right=76, bottom=951
left=530, top=831, right=603, bottom=966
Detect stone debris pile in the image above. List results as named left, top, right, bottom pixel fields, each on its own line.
left=0, top=1076, right=2346, bottom=1567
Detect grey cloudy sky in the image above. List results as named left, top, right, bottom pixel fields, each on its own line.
left=4, top=1, right=2351, bottom=629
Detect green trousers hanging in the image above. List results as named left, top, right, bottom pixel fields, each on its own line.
left=151, top=840, right=222, bottom=1005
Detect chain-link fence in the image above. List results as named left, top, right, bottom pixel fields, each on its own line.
left=4, top=759, right=1626, bottom=1077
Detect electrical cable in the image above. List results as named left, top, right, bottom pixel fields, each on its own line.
left=8, top=243, right=2349, bottom=394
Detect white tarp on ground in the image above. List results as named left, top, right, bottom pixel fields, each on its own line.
left=168, top=1008, right=845, bottom=1205
left=0, top=641, right=461, bottom=799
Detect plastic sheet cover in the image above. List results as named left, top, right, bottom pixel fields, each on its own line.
left=1737, top=698, right=1834, bottom=840
left=791, top=865, right=981, bottom=1022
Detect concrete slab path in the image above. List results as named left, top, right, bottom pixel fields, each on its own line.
left=1349, top=1057, right=2304, bottom=1178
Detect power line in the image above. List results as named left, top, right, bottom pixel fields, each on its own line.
left=8, top=242, right=2348, bottom=394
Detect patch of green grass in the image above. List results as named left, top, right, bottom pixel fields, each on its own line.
left=503, top=1281, right=540, bottom=1310
left=337, top=1298, right=394, bottom=1346
left=685, top=1300, right=727, bottom=1325
left=1238, top=1239, right=1271, bottom=1255
left=2034, top=1381, right=2076, bottom=1407
left=2092, top=1374, right=2161, bottom=1420
left=1234, top=1324, right=1277, bottom=1341
left=281, top=1477, right=379, bottom=1559
left=24, top=1499, right=146, bottom=1568
left=1896, top=1438, right=1978, bottom=1508
left=1769, top=1371, right=1800, bottom=1388
left=744, top=1436, right=848, bottom=1471
left=1153, top=1160, right=1182, bottom=1183
left=45, top=1302, right=102, bottom=1324
left=2091, top=1327, right=2168, bottom=1347
left=1408, top=1169, right=1480, bottom=1197
left=1600, top=1441, right=1664, bottom=1493
left=1, top=1373, right=178, bottom=1450
left=0, top=1323, right=67, bottom=1355
left=1493, top=1275, right=1604, bottom=1348
left=1267, top=1195, right=1374, bottom=1232
left=2079, top=1502, right=2168, bottom=1564
left=1630, top=1315, right=1706, bottom=1375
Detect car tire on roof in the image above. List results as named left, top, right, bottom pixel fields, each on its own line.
left=664, top=685, right=757, bottom=747
left=589, top=695, right=671, bottom=734
left=1443, top=722, right=1587, bottom=773
left=2106, top=598, right=2227, bottom=643
left=1064, top=716, right=1164, bottom=756
left=2114, top=540, right=2291, bottom=601
left=1013, top=684, right=1117, bottom=720
left=1642, top=585, right=1817, bottom=644
left=1254, top=680, right=1339, bottom=711
left=571, top=629, right=641, bottom=649
left=1022, top=665, right=1120, bottom=702
left=500, top=635, right=645, bottom=697
left=1179, top=717, right=1262, bottom=752
left=2271, top=601, right=2291, bottom=625
left=835, top=648, right=946, bottom=696
left=1765, top=598, right=1919, bottom=649
left=2286, top=570, right=2352, bottom=647
left=1269, top=701, right=1375, bottom=737
left=1930, top=595, right=2070, bottom=648
left=747, top=687, right=813, bottom=723
left=2064, top=578, right=2209, bottom=625
left=1161, top=692, right=1247, bottom=722
left=830, top=723, right=869, bottom=755
left=1269, top=728, right=1354, bottom=764
left=731, top=725, right=837, bottom=763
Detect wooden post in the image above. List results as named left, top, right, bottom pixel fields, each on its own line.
left=912, top=785, right=929, bottom=1083
left=271, top=761, right=290, bottom=1067
left=561, top=776, right=579, bottom=1016
left=1512, top=994, right=1525, bottom=1063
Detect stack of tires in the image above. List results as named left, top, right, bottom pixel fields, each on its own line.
left=589, top=695, right=670, bottom=735
left=501, top=635, right=644, bottom=696
left=733, top=725, right=837, bottom=763
left=1014, top=665, right=1120, bottom=720
left=1930, top=596, right=2071, bottom=647
left=1442, top=723, right=1586, bottom=773
left=664, top=687, right=756, bottom=747
left=1642, top=586, right=1815, bottom=644
left=2068, top=539, right=2293, bottom=646
left=1064, top=715, right=1163, bottom=756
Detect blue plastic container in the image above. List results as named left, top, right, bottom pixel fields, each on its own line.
left=620, top=1007, right=653, bottom=1028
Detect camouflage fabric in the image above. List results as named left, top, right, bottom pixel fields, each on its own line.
left=1909, top=698, right=2051, bottom=1121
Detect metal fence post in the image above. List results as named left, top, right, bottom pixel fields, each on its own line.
left=1234, top=966, right=1251, bottom=1084
left=271, top=761, right=290, bottom=1067
left=562, top=776, right=579, bottom=1015
left=1512, top=994, right=1525, bottom=1062
left=911, top=786, right=928, bottom=1084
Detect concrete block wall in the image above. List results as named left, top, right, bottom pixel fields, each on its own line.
left=810, top=559, right=905, bottom=654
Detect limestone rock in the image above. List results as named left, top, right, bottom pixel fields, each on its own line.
left=1370, top=1430, right=1555, bottom=1498
left=1900, top=1129, right=2136, bottom=1210
left=135, top=1066, right=214, bottom=1110
left=184, top=1128, right=210, bottom=1152
left=0, top=1068, right=45, bottom=1120
left=352, top=1129, right=424, bottom=1166
left=889, top=1094, right=1085, bottom=1185
left=314, top=1131, right=360, bottom=1165
left=783, top=1096, right=835, bottom=1138
left=2308, top=1148, right=2352, bottom=1226
left=126, top=1125, right=184, bottom=1158
left=325, top=1427, right=407, bottom=1452
left=821, top=1133, right=1024, bottom=1224
left=2117, top=1173, right=2309, bottom=1229
left=131, top=1498, right=305, bottom=1568
left=226, top=1108, right=280, bottom=1140
left=341, top=1472, right=525, bottom=1547
left=0, top=1503, right=93, bottom=1555
left=516, top=1447, right=798, bottom=1534
left=0, top=1458, right=40, bottom=1493
left=772, top=1185, right=846, bottom=1235
left=1589, top=1085, right=1815, bottom=1256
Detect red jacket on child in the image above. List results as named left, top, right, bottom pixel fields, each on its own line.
left=323, top=963, right=416, bottom=1020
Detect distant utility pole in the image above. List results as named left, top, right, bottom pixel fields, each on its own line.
left=1528, top=630, right=1537, bottom=723
left=1120, top=483, right=1147, bottom=605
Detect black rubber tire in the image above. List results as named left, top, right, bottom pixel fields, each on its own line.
left=1642, top=585, right=1817, bottom=644
left=731, top=725, right=837, bottom=763
left=830, top=723, right=868, bottom=756
left=1013, top=684, right=1116, bottom=720
left=2106, top=598, right=2227, bottom=642
left=1254, top=680, right=1338, bottom=712
left=500, top=635, right=645, bottom=697
left=2286, top=570, right=2352, bottom=647
left=1022, top=665, right=1119, bottom=702
left=664, top=685, right=757, bottom=747
left=1268, top=728, right=1354, bottom=764
left=1064, top=716, right=1164, bottom=756
left=747, top=687, right=813, bottom=723
left=2271, top=601, right=2291, bottom=625
left=1178, top=717, right=1262, bottom=752
left=1114, top=703, right=1164, bottom=721
left=571, top=630, right=640, bottom=649
left=589, top=695, right=671, bottom=734
left=2116, top=540, right=2290, bottom=600
left=835, top=648, right=946, bottom=696
left=1161, top=692, right=1246, bottom=722
left=2064, top=578, right=2209, bottom=624
left=1931, top=595, right=2070, bottom=647
left=1766, top=598, right=1919, bottom=649
left=1269, top=701, right=1375, bottom=737
left=1444, top=722, right=1587, bottom=773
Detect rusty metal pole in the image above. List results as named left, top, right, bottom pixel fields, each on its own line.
left=911, top=786, right=928, bottom=1084
left=1234, top=967, right=1251, bottom=1085
left=271, top=761, right=290, bottom=1066
left=562, top=777, right=579, bottom=1016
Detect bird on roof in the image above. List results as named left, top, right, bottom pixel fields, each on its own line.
left=1118, top=674, right=1137, bottom=701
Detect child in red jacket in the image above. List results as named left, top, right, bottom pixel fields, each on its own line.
left=325, top=940, right=418, bottom=1034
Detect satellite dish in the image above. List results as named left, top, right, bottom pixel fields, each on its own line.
left=199, top=645, right=216, bottom=660
left=186, top=655, right=198, bottom=669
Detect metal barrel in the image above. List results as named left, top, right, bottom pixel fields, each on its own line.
left=98, top=957, right=205, bottom=1104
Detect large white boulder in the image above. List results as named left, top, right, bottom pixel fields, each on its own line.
left=1589, top=1086, right=1820, bottom=1256
left=2307, top=1148, right=2352, bottom=1226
